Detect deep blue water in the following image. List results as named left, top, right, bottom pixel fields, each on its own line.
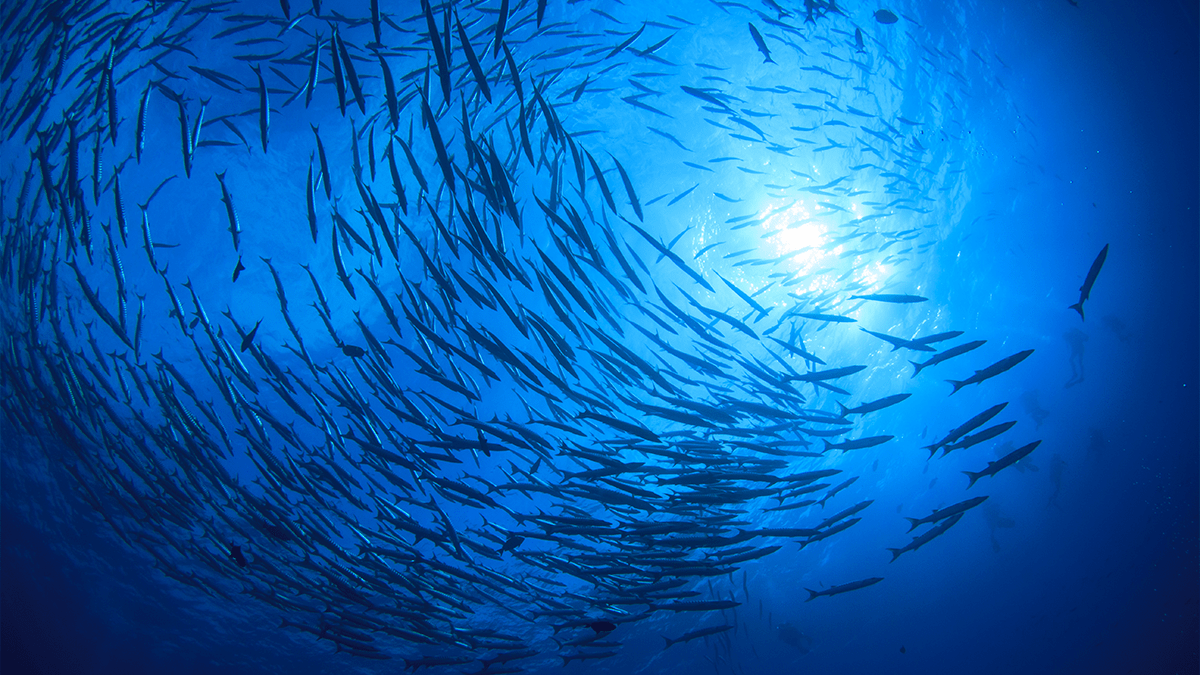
left=1, top=1, right=1196, bottom=674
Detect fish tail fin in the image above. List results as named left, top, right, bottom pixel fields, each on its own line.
left=910, top=361, right=924, bottom=377
left=805, top=588, right=820, bottom=602
left=963, top=470, right=982, bottom=489
left=663, top=636, right=674, bottom=650
left=947, top=379, right=965, bottom=395
left=823, top=440, right=833, bottom=453
left=836, top=401, right=849, bottom=417
left=561, top=656, right=572, bottom=666
left=904, top=517, right=921, bottom=532
left=887, top=548, right=902, bottom=563
left=1069, top=302, right=1085, bottom=320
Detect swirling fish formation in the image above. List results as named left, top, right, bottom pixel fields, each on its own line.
left=0, top=0, right=1038, bottom=670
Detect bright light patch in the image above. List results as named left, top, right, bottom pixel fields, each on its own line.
left=763, top=201, right=831, bottom=270
left=860, top=260, right=890, bottom=288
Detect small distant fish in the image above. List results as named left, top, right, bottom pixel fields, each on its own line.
left=231, top=256, right=245, bottom=282
left=1069, top=244, right=1108, bottom=320
left=875, top=9, right=899, bottom=24
left=805, top=576, right=883, bottom=601
left=587, top=620, right=617, bottom=634
left=663, top=624, right=733, bottom=650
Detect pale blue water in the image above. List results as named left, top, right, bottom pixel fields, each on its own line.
left=1, top=1, right=1196, bottom=674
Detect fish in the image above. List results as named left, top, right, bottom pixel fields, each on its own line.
left=562, top=651, right=618, bottom=666
left=305, top=34, right=322, bottom=107
left=577, top=411, right=661, bottom=443
left=609, top=153, right=642, bottom=221
left=215, top=172, right=242, bottom=250
left=904, top=496, right=988, bottom=532
left=455, top=11, right=492, bottom=103
left=668, top=184, right=699, bottom=205
left=328, top=25, right=347, bottom=113
left=786, top=365, right=866, bottom=382
left=805, top=577, right=884, bottom=601
left=1069, top=244, right=1109, bottom=320
left=232, top=257, right=245, bottom=282
left=942, top=420, right=1018, bottom=454
left=875, top=10, right=899, bottom=24
left=748, top=23, right=774, bottom=63
left=312, top=125, right=332, bottom=198
left=378, top=55, right=399, bottom=131
left=173, top=92, right=193, bottom=177
left=837, top=393, right=911, bottom=416
left=625, top=220, right=715, bottom=293
left=608, top=23, right=646, bottom=59
left=493, top=0, right=509, bottom=57
left=136, top=82, right=152, bottom=163
left=306, top=159, right=318, bottom=242
left=850, top=293, right=927, bottom=303
left=663, top=624, right=734, bottom=649
left=860, top=328, right=937, bottom=352
left=418, top=86, right=456, bottom=194
left=823, top=435, right=893, bottom=452
left=768, top=337, right=825, bottom=365
left=240, top=319, right=262, bottom=352
left=817, top=500, right=874, bottom=530
left=948, top=349, right=1034, bottom=394
left=887, top=513, right=963, bottom=562
left=253, top=65, right=269, bottom=153
left=113, top=173, right=129, bottom=245
left=965, top=441, right=1043, bottom=488
left=925, top=403, right=1009, bottom=457
left=910, top=340, right=985, bottom=377
left=421, top=0, right=451, bottom=103
left=653, top=600, right=740, bottom=612
left=395, top=137, right=428, bottom=194
left=330, top=222, right=355, bottom=299
left=794, top=311, right=856, bottom=323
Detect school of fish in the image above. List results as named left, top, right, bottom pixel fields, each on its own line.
left=0, top=0, right=1065, bottom=671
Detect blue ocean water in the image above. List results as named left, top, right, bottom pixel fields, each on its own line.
left=1, top=1, right=1196, bottom=674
